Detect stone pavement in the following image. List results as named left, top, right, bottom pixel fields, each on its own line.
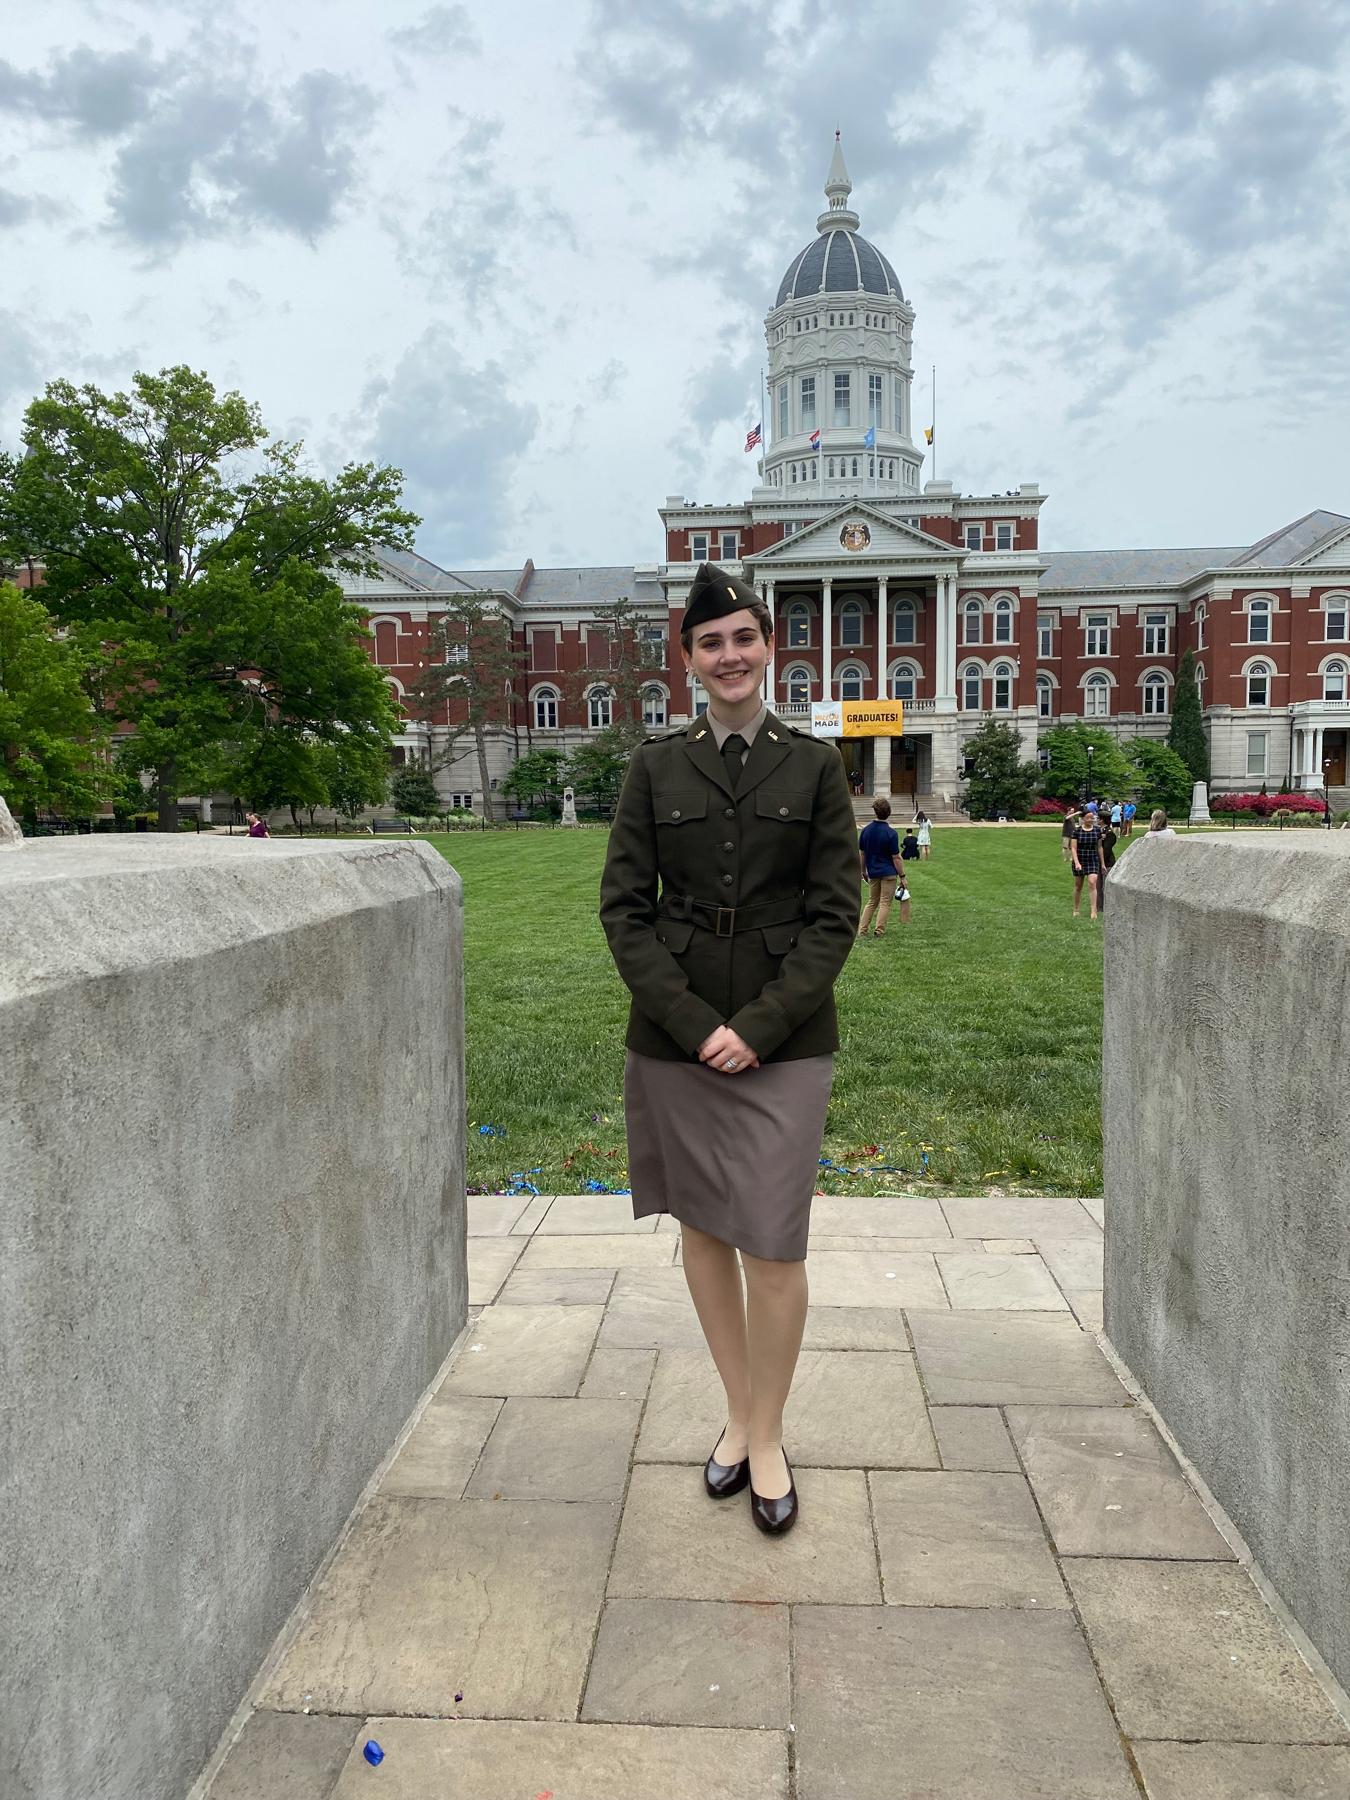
left=206, top=1193, right=1350, bottom=1799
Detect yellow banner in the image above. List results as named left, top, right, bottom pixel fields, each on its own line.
left=841, top=700, right=903, bottom=738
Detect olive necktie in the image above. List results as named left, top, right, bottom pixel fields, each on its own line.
left=721, top=733, right=747, bottom=793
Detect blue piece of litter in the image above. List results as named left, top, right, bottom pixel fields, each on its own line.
left=363, top=1738, right=385, bottom=1765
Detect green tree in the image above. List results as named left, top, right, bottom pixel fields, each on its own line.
left=405, top=592, right=526, bottom=821
left=1168, top=648, right=1209, bottom=786
left=1036, top=725, right=1140, bottom=804
left=0, top=366, right=416, bottom=829
left=389, top=761, right=442, bottom=818
left=566, top=730, right=631, bottom=814
left=0, top=581, right=108, bottom=821
left=500, top=748, right=567, bottom=815
left=960, top=720, right=1039, bottom=818
left=1125, top=738, right=1193, bottom=814
left=313, top=735, right=388, bottom=821
left=563, top=596, right=667, bottom=751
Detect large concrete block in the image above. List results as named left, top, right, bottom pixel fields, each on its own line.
left=1103, top=833, right=1350, bottom=1691
left=0, top=835, right=466, bottom=1800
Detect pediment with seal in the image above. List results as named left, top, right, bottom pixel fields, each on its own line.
left=746, top=502, right=960, bottom=568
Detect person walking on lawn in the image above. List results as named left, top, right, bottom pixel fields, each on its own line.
left=1071, top=805, right=1105, bottom=920
left=600, top=562, right=858, bottom=1537
left=857, top=797, right=903, bottom=937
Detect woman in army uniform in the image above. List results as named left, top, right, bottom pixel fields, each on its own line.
left=600, top=563, right=858, bottom=1534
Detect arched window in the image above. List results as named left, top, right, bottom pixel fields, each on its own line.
left=889, top=662, right=919, bottom=701
left=785, top=665, right=812, bottom=706
left=1142, top=673, right=1169, bottom=716
left=1247, top=599, right=1272, bottom=644
left=373, top=619, right=399, bottom=666
left=839, top=600, right=864, bottom=647
left=642, top=685, right=667, bottom=728
left=785, top=601, right=811, bottom=649
left=1195, top=603, right=1207, bottom=649
left=839, top=664, right=866, bottom=701
left=533, top=686, right=559, bottom=730
left=993, top=663, right=1013, bottom=710
left=851, top=458, right=859, bottom=478
left=892, top=600, right=916, bottom=645
left=963, top=599, right=983, bottom=645
left=790, top=464, right=797, bottom=483
left=1085, top=674, right=1110, bottom=718
left=960, top=663, right=983, bottom=711
left=386, top=676, right=406, bottom=718
left=588, top=687, right=613, bottom=729
left=993, top=598, right=1014, bottom=644
left=1036, top=674, right=1054, bottom=719
left=1324, top=660, right=1346, bottom=702
left=1246, top=662, right=1271, bottom=707
left=827, top=458, right=835, bottom=478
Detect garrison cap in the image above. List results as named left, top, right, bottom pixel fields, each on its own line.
left=681, top=561, right=763, bottom=633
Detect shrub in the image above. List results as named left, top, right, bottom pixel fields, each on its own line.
left=1030, top=796, right=1070, bottom=815
left=1211, top=791, right=1323, bottom=817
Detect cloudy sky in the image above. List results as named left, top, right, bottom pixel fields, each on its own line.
left=2, top=0, right=1348, bottom=569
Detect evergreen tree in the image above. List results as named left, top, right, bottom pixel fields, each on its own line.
left=405, top=592, right=525, bottom=821
left=961, top=720, right=1039, bottom=818
left=389, top=761, right=442, bottom=818
left=1168, top=648, right=1209, bottom=786
left=500, top=748, right=567, bottom=816
left=562, top=596, right=667, bottom=750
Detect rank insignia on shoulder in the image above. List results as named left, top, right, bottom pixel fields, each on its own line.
left=767, top=729, right=780, bottom=741
left=692, top=727, right=709, bottom=740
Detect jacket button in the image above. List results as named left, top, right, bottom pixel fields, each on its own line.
left=779, top=806, right=790, bottom=817
left=670, top=809, right=681, bottom=819
left=723, top=807, right=734, bottom=817
left=721, top=841, right=734, bottom=852
left=721, top=874, right=733, bottom=886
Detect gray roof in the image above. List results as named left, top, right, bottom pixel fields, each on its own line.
left=380, top=547, right=524, bottom=594
left=775, top=230, right=903, bottom=307
left=1234, top=510, right=1350, bottom=567
left=376, top=550, right=662, bottom=611
left=1038, top=546, right=1239, bottom=590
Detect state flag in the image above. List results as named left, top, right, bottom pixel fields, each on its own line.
left=923, top=427, right=935, bottom=444
left=863, top=426, right=876, bottom=448
left=809, top=429, right=821, bottom=453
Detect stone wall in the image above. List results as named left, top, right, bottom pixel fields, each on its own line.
left=0, top=836, right=466, bottom=1800
left=1103, top=831, right=1350, bottom=1691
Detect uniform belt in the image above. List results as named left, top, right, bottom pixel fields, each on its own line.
left=659, top=891, right=805, bottom=939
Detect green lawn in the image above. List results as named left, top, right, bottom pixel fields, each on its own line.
left=422, top=824, right=1107, bottom=1199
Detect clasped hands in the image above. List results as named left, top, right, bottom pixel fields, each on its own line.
left=697, top=1024, right=760, bottom=1076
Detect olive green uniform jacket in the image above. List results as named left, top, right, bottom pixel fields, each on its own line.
left=599, top=712, right=860, bottom=1063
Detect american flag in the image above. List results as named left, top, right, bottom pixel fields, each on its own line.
left=744, top=421, right=762, bottom=451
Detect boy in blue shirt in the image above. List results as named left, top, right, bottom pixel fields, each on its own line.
left=857, top=796, right=906, bottom=937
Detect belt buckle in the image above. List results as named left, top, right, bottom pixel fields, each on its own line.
left=714, top=905, right=736, bottom=937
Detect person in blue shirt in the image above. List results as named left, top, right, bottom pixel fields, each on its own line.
left=857, top=797, right=904, bottom=937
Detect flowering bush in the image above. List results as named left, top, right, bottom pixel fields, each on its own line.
left=1211, top=791, right=1324, bottom=816
left=1030, top=796, right=1071, bottom=815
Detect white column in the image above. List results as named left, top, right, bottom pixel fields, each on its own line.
left=1293, top=728, right=1303, bottom=786
left=936, top=572, right=958, bottom=706
left=822, top=579, right=833, bottom=699
left=876, top=578, right=888, bottom=699
left=762, top=581, right=776, bottom=705
left=1312, top=725, right=1325, bottom=786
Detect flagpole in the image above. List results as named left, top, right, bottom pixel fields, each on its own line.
left=931, top=364, right=937, bottom=483
left=761, top=366, right=769, bottom=486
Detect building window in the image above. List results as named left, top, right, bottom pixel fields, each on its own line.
left=1246, top=663, right=1271, bottom=707
left=691, top=532, right=709, bottom=561
left=839, top=601, right=864, bottom=647
left=1037, top=612, right=1053, bottom=657
left=827, top=458, right=835, bottom=478
left=533, top=687, right=559, bottom=730
left=720, top=531, right=739, bottom=561
left=449, top=792, right=473, bottom=811
left=1248, top=600, right=1272, bottom=644
left=962, top=599, right=982, bottom=645
left=1195, top=603, right=1207, bottom=648
left=890, top=663, right=918, bottom=701
left=785, top=602, right=810, bottom=648
left=373, top=619, right=399, bottom=665
left=1246, top=732, right=1268, bottom=778
left=691, top=680, right=708, bottom=717
left=1324, top=660, right=1347, bottom=702
left=1085, top=614, right=1111, bottom=655
left=964, top=524, right=981, bottom=551
left=447, top=640, right=469, bottom=664
left=868, top=373, right=883, bottom=427
left=960, top=665, right=982, bottom=711
left=993, top=598, right=1013, bottom=643
left=839, top=665, right=865, bottom=701
left=892, top=600, right=916, bottom=645
left=1143, top=612, right=1169, bottom=654
left=1085, top=674, right=1110, bottom=718
left=995, top=523, right=1013, bottom=550
left=642, top=686, right=667, bottom=728
left=893, top=377, right=903, bottom=433
left=1036, top=674, right=1053, bottom=719
left=1325, top=602, right=1348, bottom=641
left=786, top=666, right=811, bottom=705
left=1142, top=673, right=1169, bottom=716
left=588, top=687, right=613, bottom=729
left=993, top=663, right=1013, bottom=710
left=800, top=375, right=816, bottom=430
left=834, top=373, right=851, bottom=425
left=777, top=383, right=788, bottom=440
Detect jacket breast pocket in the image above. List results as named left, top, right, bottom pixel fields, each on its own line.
left=653, top=790, right=708, bottom=827
left=755, top=788, right=813, bottom=825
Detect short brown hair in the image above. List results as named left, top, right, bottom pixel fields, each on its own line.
left=872, top=796, right=891, bottom=818
left=680, top=598, right=773, bottom=655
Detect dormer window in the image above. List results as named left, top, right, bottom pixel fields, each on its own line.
left=965, top=524, right=981, bottom=551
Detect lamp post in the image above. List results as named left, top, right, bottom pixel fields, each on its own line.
left=1324, top=755, right=1334, bottom=829
left=1083, top=741, right=1095, bottom=806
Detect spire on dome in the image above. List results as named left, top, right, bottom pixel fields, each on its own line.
left=817, top=130, right=859, bottom=233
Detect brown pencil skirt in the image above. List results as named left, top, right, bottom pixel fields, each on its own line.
left=623, top=1049, right=835, bottom=1262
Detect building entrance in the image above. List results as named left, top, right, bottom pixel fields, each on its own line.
left=838, top=739, right=866, bottom=796
left=1324, top=731, right=1347, bottom=786
left=891, top=736, right=919, bottom=800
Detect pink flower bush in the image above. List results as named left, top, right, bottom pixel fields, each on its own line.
left=1211, top=791, right=1324, bottom=816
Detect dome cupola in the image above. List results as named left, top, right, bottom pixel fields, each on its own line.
left=774, top=132, right=904, bottom=308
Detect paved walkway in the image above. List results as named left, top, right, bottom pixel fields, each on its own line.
left=207, top=1193, right=1350, bottom=1799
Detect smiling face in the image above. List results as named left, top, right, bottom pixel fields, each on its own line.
left=681, top=607, right=773, bottom=710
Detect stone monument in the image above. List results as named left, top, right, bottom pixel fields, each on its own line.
left=1187, top=779, right=1211, bottom=826
left=0, top=795, right=23, bottom=849
left=561, top=785, right=578, bottom=827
